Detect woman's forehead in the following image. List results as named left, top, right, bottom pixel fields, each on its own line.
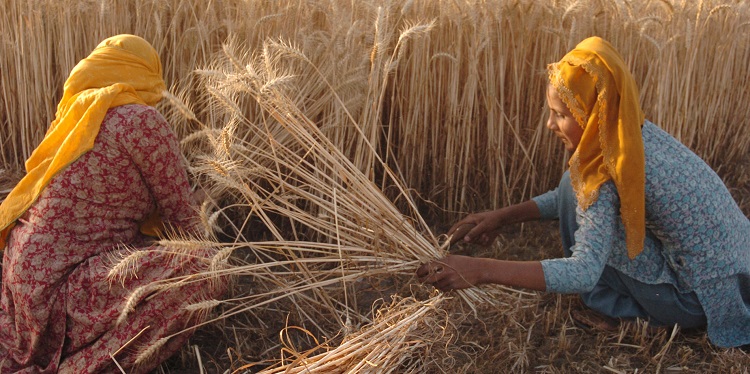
left=546, top=85, right=563, bottom=105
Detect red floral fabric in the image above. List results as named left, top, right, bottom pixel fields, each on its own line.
left=1, top=105, right=221, bottom=373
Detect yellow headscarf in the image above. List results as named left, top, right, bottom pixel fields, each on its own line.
left=548, top=37, right=646, bottom=259
left=0, top=34, right=166, bottom=250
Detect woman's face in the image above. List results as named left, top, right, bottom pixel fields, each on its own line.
left=546, top=84, right=583, bottom=152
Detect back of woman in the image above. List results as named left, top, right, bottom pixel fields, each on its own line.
left=641, top=120, right=749, bottom=282
left=1, top=35, right=224, bottom=373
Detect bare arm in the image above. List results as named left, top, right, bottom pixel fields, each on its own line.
left=417, top=255, right=546, bottom=292
left=420, top=199, right=546, bottom=292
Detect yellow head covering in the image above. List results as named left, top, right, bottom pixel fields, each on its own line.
left=0, top=34, right=166, bottom=250
left=548, top=37, right=646, bottom=259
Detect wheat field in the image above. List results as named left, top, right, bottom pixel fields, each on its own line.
left=1, top=0, right=749, bottom=373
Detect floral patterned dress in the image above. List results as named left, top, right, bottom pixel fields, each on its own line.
left=1, top=105, right=222, bottom=373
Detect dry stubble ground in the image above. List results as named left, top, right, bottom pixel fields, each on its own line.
left=162, top=155, right=750, bottom=373
left=166, top=156, right=750, bottom=373
left=2, top=155, right=749, bottom=374
left=168, top=218, right=749, bottom=373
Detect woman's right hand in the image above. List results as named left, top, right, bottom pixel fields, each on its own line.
left=416, top=255, right=486, bottom=291
left=447, top=210, right=504, bottom=246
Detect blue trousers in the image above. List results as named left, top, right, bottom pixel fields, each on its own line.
left=556, top=171, right=706, bottom=328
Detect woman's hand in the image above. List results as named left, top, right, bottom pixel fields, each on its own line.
left=417, top=255, right=548, bottom=292
left=447, top=210, right=503, bottom=246
left=447, top=201, right=542, bottom=246
left=191, top=185, right=208, bottom=205
left=416, top=255, right=485, bottom=292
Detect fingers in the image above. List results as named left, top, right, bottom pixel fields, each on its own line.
left=447, top=220, right=470, bottom=236
left=475, top=229, right=500, bottom=246
left=478, top=233, right=492, bottom=246
left=434, top=277, right=453, bottom=292
left=416, top=261, right=445, bottom=281
left=417, top=258, right=470, bottom=292
left=418, top=265, right=449, bottom=290
left=448, top=222, right=476, bottom=244
left=421, top=272, right=468, bottom=293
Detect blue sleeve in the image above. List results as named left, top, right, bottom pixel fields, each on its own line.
left=532, top=188, right=559, bottom=220
left=540, top=182, right=620, bottom=293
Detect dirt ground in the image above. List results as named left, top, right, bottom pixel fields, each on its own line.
left=159, top=218, right=750, bottom=373
left=158, top=156, right=750, bottom=373
left=2, top=157, right=749, bottom=373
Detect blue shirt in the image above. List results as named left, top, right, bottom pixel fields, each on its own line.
left=533, top=121, right=750, bottom=347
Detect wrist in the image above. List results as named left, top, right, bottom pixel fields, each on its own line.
left=488, top=208, right=508, bottom=228
left=474, top=258, right=492, bottom=285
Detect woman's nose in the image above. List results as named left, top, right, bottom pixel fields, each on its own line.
left=546, top=117, right=556, bottom=130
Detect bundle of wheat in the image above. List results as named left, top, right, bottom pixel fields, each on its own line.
left=107, top=37, right=500, bottom=371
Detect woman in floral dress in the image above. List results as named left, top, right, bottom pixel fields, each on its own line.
left=0, top=34, right=222, bottom=373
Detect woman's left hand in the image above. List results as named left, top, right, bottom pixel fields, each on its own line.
left=191, top=185, right=208, bottom=205
left=416, top=255, right=484, bottom=292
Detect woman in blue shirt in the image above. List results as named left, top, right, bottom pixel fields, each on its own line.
left=418, top=36, right=750, bottom=348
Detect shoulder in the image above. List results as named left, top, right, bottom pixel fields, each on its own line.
left=641, top=120, right=722, bottom=186
left=579, top=181, right=620, bottom=222
left=642, top=120, right=681, bottom=150
left=642, top=120, right=701, bottom=161
left=99, top=105, right=176, bottom=152
left=592, top=181, right=619, bottom=207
